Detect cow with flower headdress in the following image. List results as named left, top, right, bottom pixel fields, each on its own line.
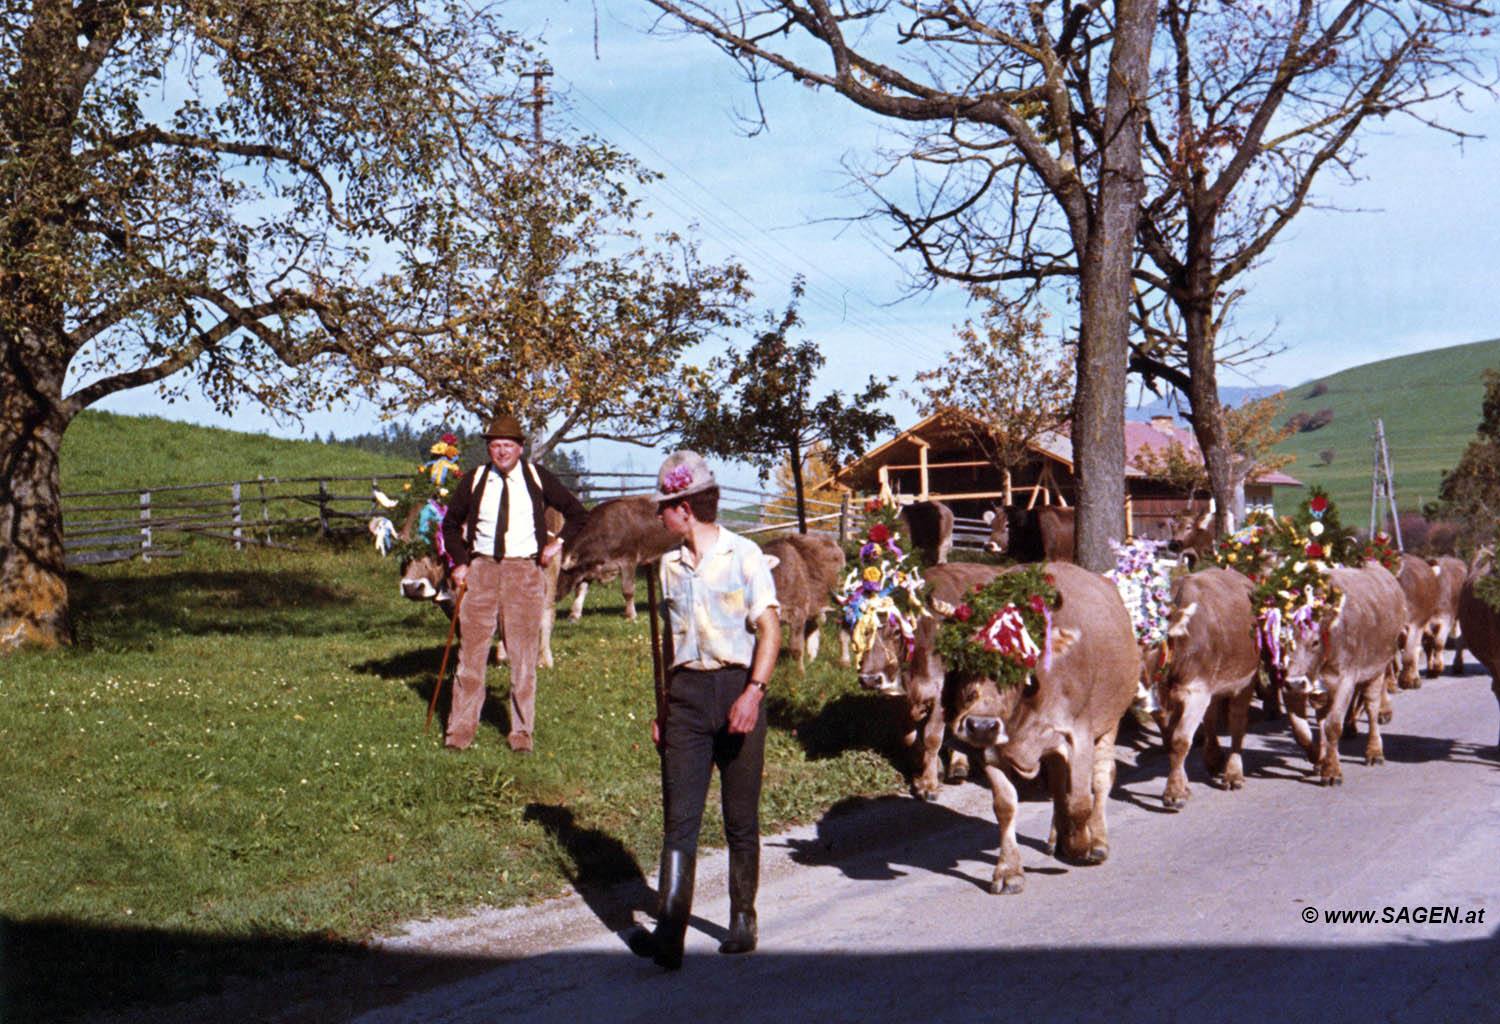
left=841, top=502, right=963, bottom=791
left=1250, top=490, right=1406, bottom=785
left=938, top=561, right=1141, bottom=892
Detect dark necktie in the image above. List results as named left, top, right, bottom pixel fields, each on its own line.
left=497, top=472, right=510, bottom=556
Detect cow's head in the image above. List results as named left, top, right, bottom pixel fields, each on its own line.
left=981, top=507, right=1010, bottom=554
left=399, top=554, right=456, bottom=609
left=855, top=607, right=912, bottom=695
left=1273, top=607, right=1333, bottom=698
left=947, top=674, right=1014, bottom=751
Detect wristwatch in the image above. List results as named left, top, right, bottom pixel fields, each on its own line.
left=748, top=678, right=769, bottom=693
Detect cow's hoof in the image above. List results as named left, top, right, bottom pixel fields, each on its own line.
left=1318, top=774, right=1342, bottom=787
left=1222, top=775, right=1245, bottom=792
left=1378, top=712, right=1393, bottom=725
left=1086, top=844, right=1109, bottom=864
left=989, top=874, right=1024, bottom=895
left=1161, top=793, right=1186, bottom=811
left=946, top=764, right=969, bottom=784
left=1365, top=752, right=1385, bottom=766
left=911, top=782, right=941, bottom=802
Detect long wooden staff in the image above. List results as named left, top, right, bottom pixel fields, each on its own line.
left=425, top=583, right=466, bottom=733
left=645, top=562, right=667, bottom=749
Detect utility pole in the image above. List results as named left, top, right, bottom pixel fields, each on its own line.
left=522, top=65, right=553, bottom=153
left=1370, top=418, right=1403, bottom=550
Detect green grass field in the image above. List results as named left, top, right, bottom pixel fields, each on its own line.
left=1268, top=337, right=1500, bottom=521
left=0, top=544, right=900, bottom=1020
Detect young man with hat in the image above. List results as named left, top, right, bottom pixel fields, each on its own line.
left=631, top=450, right=780, bottom=969
left=439, top=413, right=589, bottom=752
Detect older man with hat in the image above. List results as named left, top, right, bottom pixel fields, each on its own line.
left=630, top=450, right=780, bottom=970
left=439, top=413, right=589, bottom=752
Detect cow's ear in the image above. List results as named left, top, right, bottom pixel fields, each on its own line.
left=763, top=554, right=781, bottom=572
left=982, top=509, right=996, bottom=525
left=1051, top=625, right=1082, bottom=660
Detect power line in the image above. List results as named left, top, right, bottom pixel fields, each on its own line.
left=559, top=81, right=952, bottom=364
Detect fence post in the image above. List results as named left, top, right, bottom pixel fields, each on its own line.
left=139, top=491, right=152, bottom=562
left=839, top=493, right=849, bottom=546
left=318, top=478, right=330, bottom=538
left=258, top=475, right=270, bottom=544
left=232, top=482, right=243, bottom=551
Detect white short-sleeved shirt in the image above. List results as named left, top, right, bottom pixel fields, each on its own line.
left=659, top=526, right=779, bottom=671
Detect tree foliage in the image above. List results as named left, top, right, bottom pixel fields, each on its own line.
left=678, top=280, right=895, bottom=531
left=1438, top=369, right=1500, bottom=523
left=0, top=1, right=741, bottom=649
left=911, top=297, right=1073, bottom=471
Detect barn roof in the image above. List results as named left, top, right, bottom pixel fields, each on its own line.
left=827, top=409, right=1302, bottom=491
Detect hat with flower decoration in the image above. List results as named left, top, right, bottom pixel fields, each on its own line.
left=652, top=450, right=717, bottom=503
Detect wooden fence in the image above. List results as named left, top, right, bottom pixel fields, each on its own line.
left=61, top=474, right=414, bottom=566
left=60, top=471, right=857, bottom=566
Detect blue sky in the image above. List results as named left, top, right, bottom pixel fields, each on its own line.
left=97, top=1, right=1500, bottom=487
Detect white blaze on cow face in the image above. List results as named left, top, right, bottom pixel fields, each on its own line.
left=856, top=618, right=906, bottom=694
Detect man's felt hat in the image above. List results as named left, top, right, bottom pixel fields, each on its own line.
left=482, top=413, right=526, bottom=442
left=652, top=450, right=717, bottom=503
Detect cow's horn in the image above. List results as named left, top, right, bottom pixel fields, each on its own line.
left=931, top=597, right=956, bottom=616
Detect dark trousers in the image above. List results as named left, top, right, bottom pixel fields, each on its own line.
left=660, top=667, right=767, bottom=857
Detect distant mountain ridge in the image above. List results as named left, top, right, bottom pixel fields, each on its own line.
left=1125, top=384, right=1288, bottom=424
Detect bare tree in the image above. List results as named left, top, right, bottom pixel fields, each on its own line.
left=642, top=0, right=1160, bottom=570
left=1128, top=0, right=1495, bottom=530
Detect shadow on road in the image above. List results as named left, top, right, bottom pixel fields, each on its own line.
left=10, top=913, right=1496, bottom=1024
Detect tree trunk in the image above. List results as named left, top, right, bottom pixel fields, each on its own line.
left=0, top=328, right=72, bottom=650
left=790, top=440, right=808, bottom=533
left=1071, top=0, right=1158, bottom=572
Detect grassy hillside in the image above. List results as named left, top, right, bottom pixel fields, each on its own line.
left=1268, top=337, right=1500, bottom=521
left=60, top=409, right=421, bottom=493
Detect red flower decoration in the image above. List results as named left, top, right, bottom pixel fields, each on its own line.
left=1028, top=594, right=1047, bottom=614
left=865, top=498, right=882, bottom=513
left=1305, top=542, right=1325, bottom=558
left=954, top=603, right=972, bottom=622
left=441, top=433, right=457, bottom=444
left=1310, top=495, right=1329, bottom=513
left=869, top=523, right=891, bottom=543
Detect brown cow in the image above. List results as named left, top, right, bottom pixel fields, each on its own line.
left=1422, top=555, right=1467, bottom=676
left=982, top=505, right=1075, bottom=562
left=946, top=562, right=1139, bottom=893
left=1455, top=552, right=1500, bottom=750
left=765, top=533, right=848, bottom=670
left=557, top=495, right=678, bottom=622
left=855, top=562, right=1001, bottom=800
left=1278, top=564, right=1406, bottom=785
left=898, top=500, right=955, bottom=565
left=1143, top=568, right=1260, bottom=809
left=1394, top=553, right=1439, bottom=689
left=1167, top=511, right=1221, bottom=568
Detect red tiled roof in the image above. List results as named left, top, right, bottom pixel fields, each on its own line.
left=1125, top=417, right=1302, bottom=486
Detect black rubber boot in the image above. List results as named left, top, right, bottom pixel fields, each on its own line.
left=629, top=848, right=695, bottom=970
left=718, top=846, right=759, bottom=955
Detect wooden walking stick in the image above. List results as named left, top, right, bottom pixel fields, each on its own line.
left=645, top=562, right=668, bottom=750
left=425, top=583, right=466, bottom=734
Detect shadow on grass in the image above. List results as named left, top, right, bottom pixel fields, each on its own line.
left=68, top=568, right=370, bottom=647
left=0, top=915, right=494, bottom=1024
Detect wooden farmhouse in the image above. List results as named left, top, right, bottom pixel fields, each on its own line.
left=828, top=409, right=1303, bottom=542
